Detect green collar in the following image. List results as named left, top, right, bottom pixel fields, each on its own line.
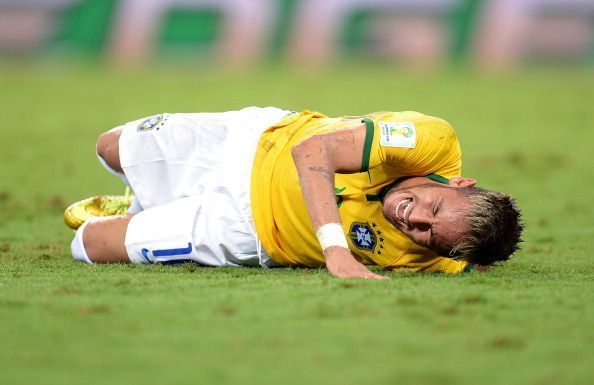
left=425, top=173, right=449, bottom=185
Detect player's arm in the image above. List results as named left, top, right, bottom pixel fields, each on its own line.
left=291, top=124, right=387, bottom=280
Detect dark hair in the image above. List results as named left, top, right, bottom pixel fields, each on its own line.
left=450, top=187, right=524, bottom=266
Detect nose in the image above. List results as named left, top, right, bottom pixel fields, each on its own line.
left=407, top=207, right=431, bottom=231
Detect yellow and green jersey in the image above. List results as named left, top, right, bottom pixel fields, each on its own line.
left=251, top=110, right=469, bottom=273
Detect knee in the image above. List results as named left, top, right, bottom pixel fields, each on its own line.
left=96, top=130, right=122, bottom=173
left=96, top=130, right=116, bottom=159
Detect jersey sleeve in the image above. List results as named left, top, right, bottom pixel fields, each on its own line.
left=365, top=112, right=462, bottom=179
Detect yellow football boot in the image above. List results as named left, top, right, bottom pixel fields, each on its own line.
left=64, top=194, right=134, bottom=230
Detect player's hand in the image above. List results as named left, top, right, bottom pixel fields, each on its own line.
left=324, top=247, right=389, bottom=280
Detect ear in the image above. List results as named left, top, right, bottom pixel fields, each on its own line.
left=449, top=177, right=476, bottom=187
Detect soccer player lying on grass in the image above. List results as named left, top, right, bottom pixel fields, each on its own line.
left=65, top=107, right=523, bottom=279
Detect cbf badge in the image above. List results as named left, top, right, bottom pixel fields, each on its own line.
left=349, top=222, right=377, bottom=252
left=379, top=121, right=416, bottom=148
left=137, top=114, right=166, bottom=132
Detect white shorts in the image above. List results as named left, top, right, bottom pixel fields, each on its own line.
left=110, top=107, right=291, bottom=267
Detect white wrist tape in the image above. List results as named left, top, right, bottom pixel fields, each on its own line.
left=316, top=223, right=349, bottom=250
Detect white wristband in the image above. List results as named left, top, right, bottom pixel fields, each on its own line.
left=316, top=223, right=349, bottom=250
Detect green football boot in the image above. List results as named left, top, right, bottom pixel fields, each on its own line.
left=64, top=194, right=134, bottom=230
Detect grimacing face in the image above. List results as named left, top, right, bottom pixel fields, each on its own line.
left=382, top=179, right=473, bottom=256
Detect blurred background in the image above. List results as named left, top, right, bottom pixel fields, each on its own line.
left=1, top=0, right=593, bottom=70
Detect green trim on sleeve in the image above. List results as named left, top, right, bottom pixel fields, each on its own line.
left=426, top=173, right=449, bottom=185
left=335, top=186, right=346, bottom=208
left=361, top=118, right=374, bottom=172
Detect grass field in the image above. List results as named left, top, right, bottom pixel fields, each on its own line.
left=1, top=63, right=593, bottom=385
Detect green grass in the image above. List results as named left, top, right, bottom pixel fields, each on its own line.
left=1, top=63, right=593, bottom=385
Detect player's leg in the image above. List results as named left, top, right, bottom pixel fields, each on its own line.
left=96, top=108, right=291, bottom=212
left=71, top=215, right=131, bottom=263
left=70, top=193, right=266, bottom=266
left=95, top=127, right=143, bottom=213
left=70, top=196, right=202, bottom=265
left=70, top=107, right=292, bottom=266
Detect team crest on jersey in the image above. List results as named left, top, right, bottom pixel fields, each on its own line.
left=379, top=121, right=416, bottom=148
left=137, top=114, right=165, bottom=132
left=349, top=222, right=377, bottom=251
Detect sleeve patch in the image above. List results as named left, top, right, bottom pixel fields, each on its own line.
left=379, top=121, right=416, bottom=148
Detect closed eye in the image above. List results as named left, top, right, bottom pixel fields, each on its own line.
left=433, top=197, right=441, bottom=216
left=428, top=197, right=443, bottom=250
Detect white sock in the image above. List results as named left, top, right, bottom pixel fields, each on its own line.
left=71, top=221, right=93, bottom=264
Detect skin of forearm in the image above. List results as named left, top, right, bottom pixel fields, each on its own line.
left=291, top=135, right=341, bottom=229
left=291, top=127, right=366, bottom=229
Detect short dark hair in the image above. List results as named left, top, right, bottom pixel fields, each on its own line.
left=450, top=187, right=524, bottom=266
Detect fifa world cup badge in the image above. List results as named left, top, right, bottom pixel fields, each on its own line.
left=379, top=121, right=416, bottom=148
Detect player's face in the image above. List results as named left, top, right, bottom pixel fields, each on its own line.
left=382, top=183, right=471, bottom=256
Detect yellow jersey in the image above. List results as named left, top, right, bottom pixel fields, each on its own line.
left=251, top=110, right=469, bottom=273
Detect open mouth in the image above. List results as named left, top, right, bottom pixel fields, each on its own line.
left=395, top=198, right=413, bottom=225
